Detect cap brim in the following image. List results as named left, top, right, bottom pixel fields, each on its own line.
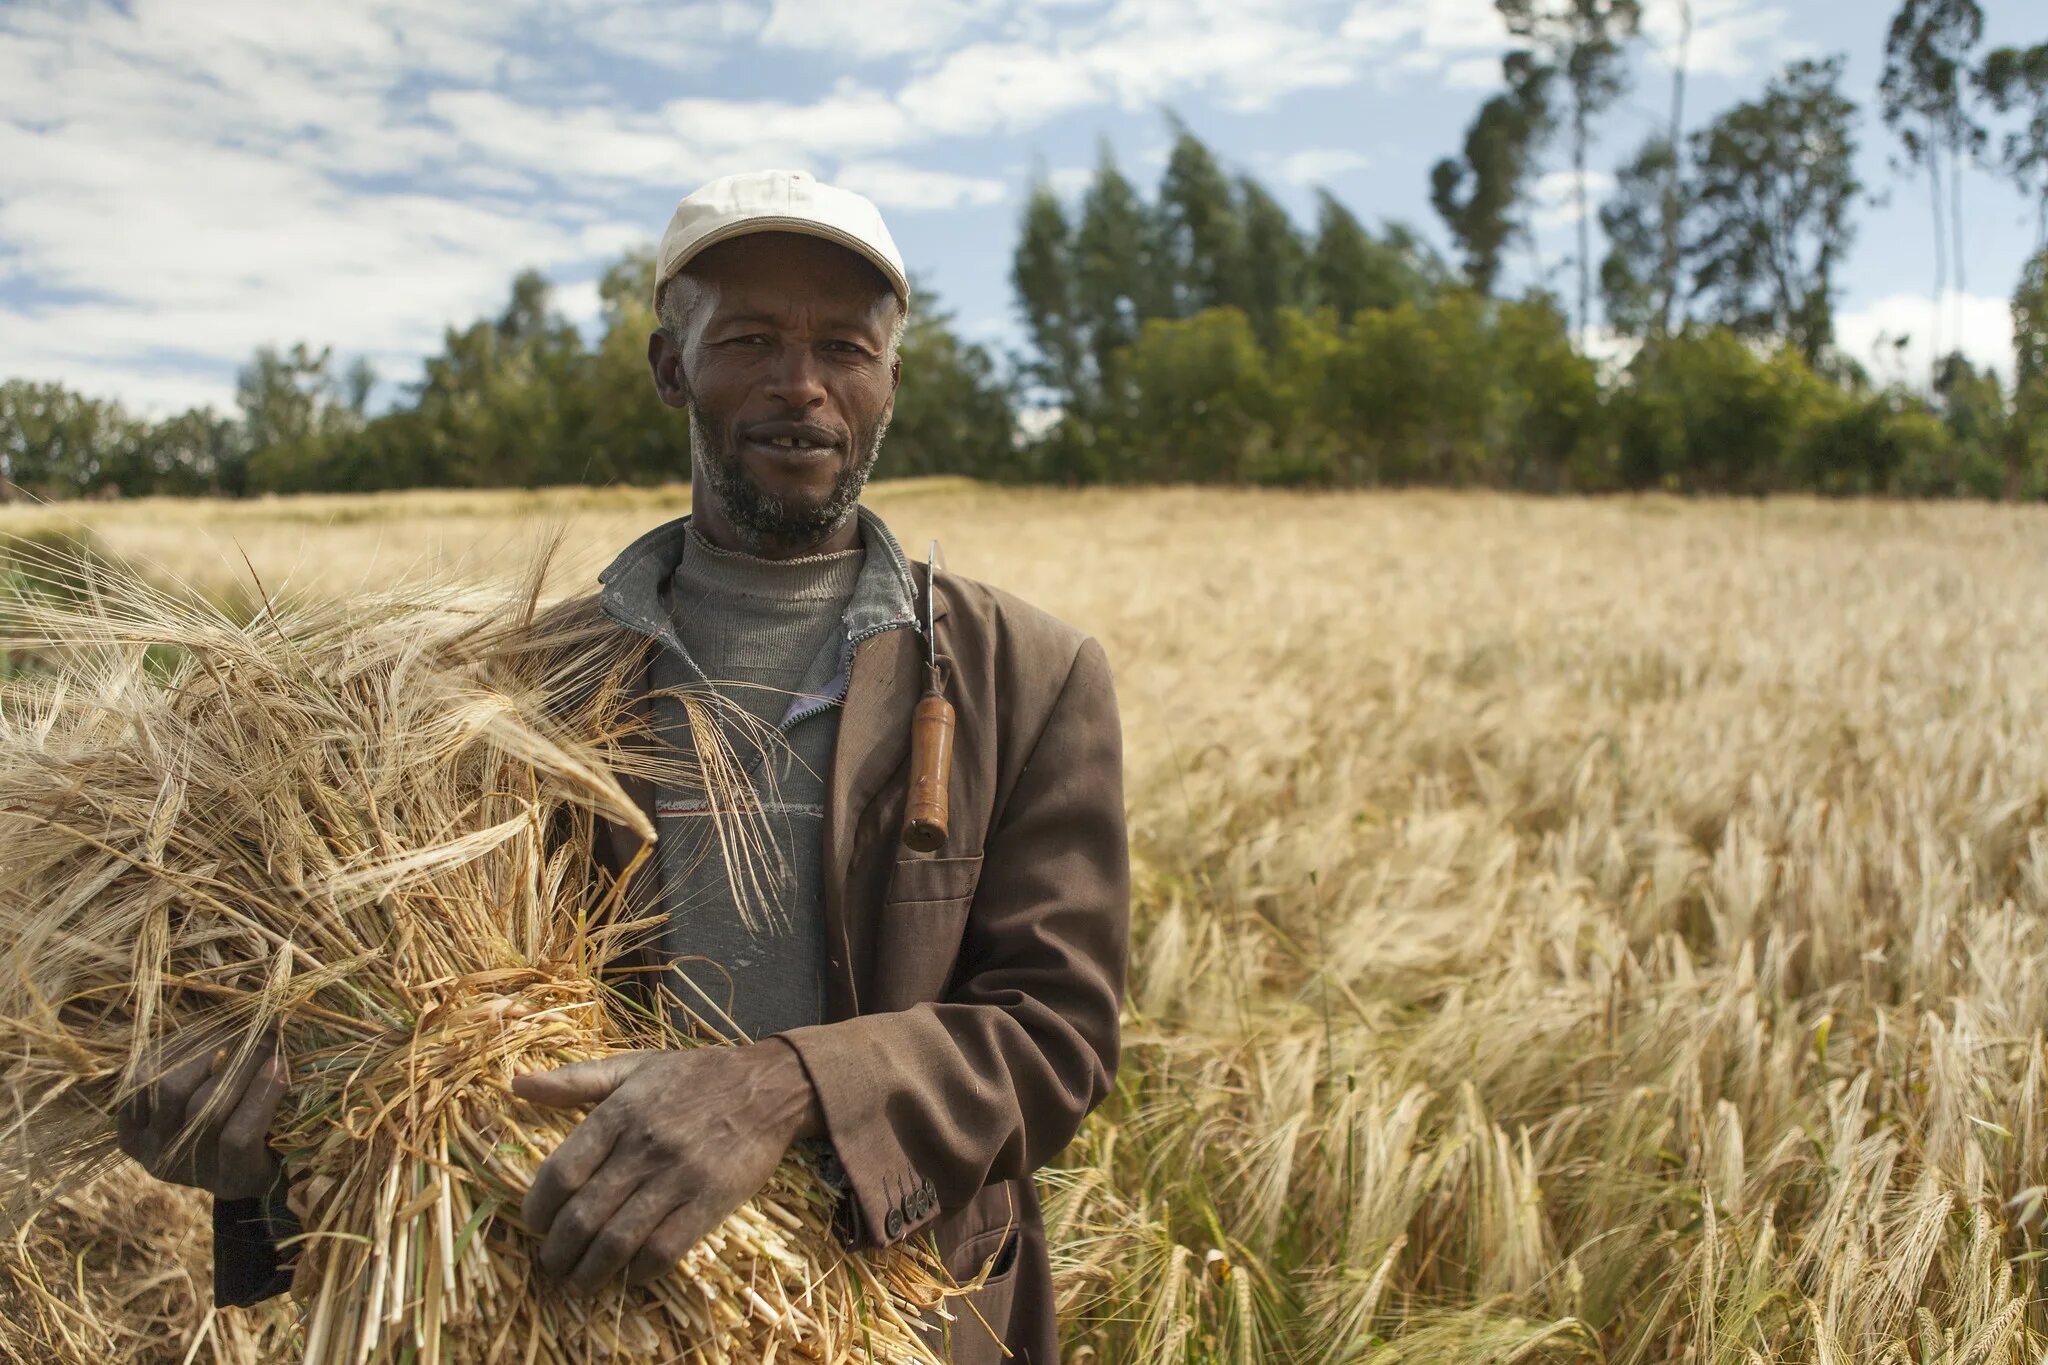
left=652, top=217, right=910, bottom=311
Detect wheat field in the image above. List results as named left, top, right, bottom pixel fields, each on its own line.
left=6, top=482, right=2048, bottom=1363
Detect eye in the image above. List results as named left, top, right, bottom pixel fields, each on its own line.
left=724, top=334, right=770, bottom=347
left=824, top=339, right=867, bottom=355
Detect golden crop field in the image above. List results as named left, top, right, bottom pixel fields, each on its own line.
left=6, top=482, right=2048, bottom=1363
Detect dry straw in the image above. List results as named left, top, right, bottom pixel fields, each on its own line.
left=0, top=531, right=951, bottom=1364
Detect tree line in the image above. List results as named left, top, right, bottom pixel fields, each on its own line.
left=3, top=0, right=2045, bottom=502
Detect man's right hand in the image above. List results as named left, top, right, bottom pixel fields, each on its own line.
left=114, top=1035, right=288, bottom=1201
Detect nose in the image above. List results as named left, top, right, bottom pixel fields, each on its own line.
left=764, top=341, right=828, bottom=411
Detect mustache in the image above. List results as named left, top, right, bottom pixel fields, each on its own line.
left=738, top=417, right=844, bottom=447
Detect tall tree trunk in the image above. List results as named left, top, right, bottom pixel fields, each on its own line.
left=1659, top=0, right=1693, bottom=338
left=1950, top=126, right=1967, bottom=355
left=1927, top=137, right=1947, bottom=375
left=1575, top=103, right=1591, bottom=351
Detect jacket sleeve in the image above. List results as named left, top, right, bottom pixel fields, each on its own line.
left=777, top=635, right=1129, bottom=1249
left=211, top=1180, right=299, bottom=1307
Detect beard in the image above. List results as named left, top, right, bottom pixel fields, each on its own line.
left=688, top=399, right=888, bottom=555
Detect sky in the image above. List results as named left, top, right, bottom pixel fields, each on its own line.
left=1, top=0, right=2042, bottom=418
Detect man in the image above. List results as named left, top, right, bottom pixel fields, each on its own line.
left=114, top=169, right=1130, bottom=1364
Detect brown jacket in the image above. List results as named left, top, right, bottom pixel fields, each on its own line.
left=213, top=516, right=1129, bottom=1363
left=588, top=539, right=1130, bottom=1363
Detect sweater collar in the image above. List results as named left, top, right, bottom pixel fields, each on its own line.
left=597, top=503, right=921, bottom=661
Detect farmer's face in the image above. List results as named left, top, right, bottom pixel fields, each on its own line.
left=649, top=232, right=901, bottom=555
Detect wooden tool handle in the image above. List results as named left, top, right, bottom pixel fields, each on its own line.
left=900, top=692, right=956, bottom=852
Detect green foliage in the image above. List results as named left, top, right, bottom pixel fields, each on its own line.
left=1111, top=308, right=1277, bottom=483
left=1309, top=193, right=1438, bottom=323
left=879, top=285, right=1019, bottom=480
left=1599, top=136, right=1685, bottom=341
left=1689, top=57, right=1863, bottom=366
left=1978, top=43, right=2048, bottom=248
left=1880, top=0, right=1988, bottom=174
left=1497, top=0, right=1644, bottom=341
left=1615, top=329, right=1838, bottom=493
left=1430, top=53, right=1555, bottom=297
left=1157, top=116, right=1249, bottom=318
left=0, top=380, right=235, bottom=499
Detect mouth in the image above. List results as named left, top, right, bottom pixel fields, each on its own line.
left=740, top=423, right=844, bottom=460
left=742, top=435, right=841, bottom=460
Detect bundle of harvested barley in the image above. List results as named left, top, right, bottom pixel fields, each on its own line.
left=0, top=536, right=949, bottom=1363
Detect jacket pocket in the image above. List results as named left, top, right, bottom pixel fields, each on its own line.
left=883, top=852, right=984, bottom=906
left=872, top=853, right=983, bottom=1011
left=919, top=1223, right=1021, bottom=1365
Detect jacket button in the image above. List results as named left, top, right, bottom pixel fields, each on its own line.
left=884, top=1209, right=904, bottom=1240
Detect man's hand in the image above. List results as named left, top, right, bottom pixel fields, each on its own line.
left=511, top=1039, right=822, bottom=1295
left=114, top=1034, right=288, bottom=1201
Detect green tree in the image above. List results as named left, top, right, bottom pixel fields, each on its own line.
left=1599, top=136, right=1690, bottom=340
left=877, top=282, right=1019, bottom=480
left=1431, top=53, right=1555, bottom=296
left=1237, top=177, right=1308, bottom=348
left=1689, top=57, right=1862, bottom=367
left=238, top=343, right=370, bottom=492
left=0, top=380, right=131, bottom=496
left=588, top=247, right=687, bottom=484
left=1113, top=308, right=1276, bottom=483
left=1074, top=144, right=1166, bottom=446
left=1978, top=43, right=2048, bottom=251
left=1615, top=328, right=1836, bottom=493
left=2011, top=247, right=2048, bottom=497
left=1494, top=294, right=1609, bottom=489
left=1010, top=182, right=1088, bottom=412
left=1156, top=118, right=1247, bottom=317
left=412, top=270, right=595, bottom=487
left=1310, top=193, right=1438, bottom=320
left=1496, top=0, right=1644, bottom=345
left=1879, top=0, right=1988, bottom=367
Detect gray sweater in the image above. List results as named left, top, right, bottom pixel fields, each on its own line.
left=652, top=524, right=863, bottom=1042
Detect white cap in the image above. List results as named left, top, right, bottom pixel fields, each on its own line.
left=652, top=169, right=909, bottom=312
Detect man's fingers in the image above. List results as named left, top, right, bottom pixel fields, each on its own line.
left=521, top=1112, right=619, bottom=1235
left=146, top=1048, right=218, bottom=1132
left=511, top=1056, right=639, bottom=1111
left=535, top=1166, right=639, bottom=1285
left=566, top=1185, right=677, bottom=1296
left=625, top=1201, right=712, bottom=1287
left=215, top=1055, right=288, bottom=1198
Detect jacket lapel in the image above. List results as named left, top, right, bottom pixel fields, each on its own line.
left=821, top=579, right=948, bottom=1017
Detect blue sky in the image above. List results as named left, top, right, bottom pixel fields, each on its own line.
left=1, top=0, right=2041, bottom=417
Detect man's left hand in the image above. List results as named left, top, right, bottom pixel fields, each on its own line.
left=511, top=1039, right=822, bottom=1294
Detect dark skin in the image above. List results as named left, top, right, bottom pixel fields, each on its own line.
left=114, top=229, right=905, bottom=1295
left=647, top=230, right=903, bottom=560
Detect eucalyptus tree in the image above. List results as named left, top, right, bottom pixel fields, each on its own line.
left=1313, top=193, right=1439, bottom=320
left=1431, top=52, right=1556, bottom=298
left=1157, top=118, right=1248, bottom=317
left=1689, top=56, right=1863, bottom=366
left=1011, top=181, right=1087, bottom=410
left=1599, top=136, right=1690, bottom=340
left=1496, top=0, right=1644, bottom=346
left=1878, top=0, right=1987, bottom=368
left=1978, top=43, right=2048, bottom=251
left=1237, top=176, right=1309, bottom=347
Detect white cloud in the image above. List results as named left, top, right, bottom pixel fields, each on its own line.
left=1531, top=169, right=1617, bottom=231
left=1639, top=0, right=1794, bottom=80
left=833, top=160, right=1007, bottom=210
left=1043, top=166, right=1097, bottom=200
left=1275, top=147, right=1371, bottom=186
left=759, top=0, right=997, bottom=59
left=1835, top=289, right=2016, bottom=389
left=0, top=0, right=1815, bottom=418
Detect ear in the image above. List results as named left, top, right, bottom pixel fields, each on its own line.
left=647, top=330, right=691, bottom=411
